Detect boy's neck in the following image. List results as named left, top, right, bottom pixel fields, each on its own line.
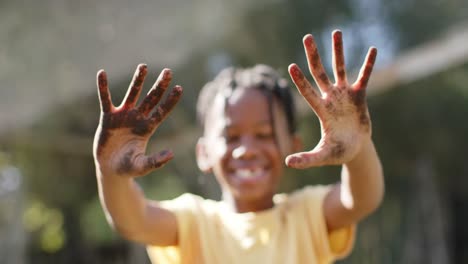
left=222, top=191, right=275, bottom=213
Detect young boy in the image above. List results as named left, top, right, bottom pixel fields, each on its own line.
left=93, top=30, right=384, bottom=263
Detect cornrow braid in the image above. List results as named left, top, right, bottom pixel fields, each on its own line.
left=196, top=64, right=296, bottom=134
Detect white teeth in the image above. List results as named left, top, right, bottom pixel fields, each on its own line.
left=237, top=168, right=262, bottom=179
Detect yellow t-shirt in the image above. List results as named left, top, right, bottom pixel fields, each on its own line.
left=147, top=185, right=355, bottom=264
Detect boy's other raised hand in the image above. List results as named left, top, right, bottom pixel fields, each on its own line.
left=93, top=64, right=183, bottom=177
left=287, top=30, right=377, bottom=169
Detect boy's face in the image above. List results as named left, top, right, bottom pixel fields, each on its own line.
left=197, top=87, right=294, bottom=212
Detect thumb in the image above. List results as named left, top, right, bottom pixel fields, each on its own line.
left=285, top=140, right=345, bottom=169
left=134, top=150, right=174, bottom=175
left=286, top=149, right=329, bottom=169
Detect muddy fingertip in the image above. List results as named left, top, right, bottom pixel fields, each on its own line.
left=285, top=155, right=301, bottom=168
left=159, top=149, right=174, bottom=160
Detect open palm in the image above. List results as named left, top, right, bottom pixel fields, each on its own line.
left=93, top=64, right=183, bottom=177
left=286, top=30, right=377, bottom=169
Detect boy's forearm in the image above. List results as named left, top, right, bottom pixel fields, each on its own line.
left=96, top=167, right=152, bottom=239
left=340, top=138, right=384, bottom=217
left=324, top=138, right=384, bottom=231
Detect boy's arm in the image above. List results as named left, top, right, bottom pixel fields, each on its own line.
left=325, top=138, right=384, bottom=231
left=287, top=31, right=384, bottom=232
left=93, top=64, right=182, bottom=246
left=96, top=172, right=179, bottom=246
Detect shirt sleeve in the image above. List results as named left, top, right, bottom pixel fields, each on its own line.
left=300, top=185, right=356, bottom=262
left=146, top=193, right=205, bottom=264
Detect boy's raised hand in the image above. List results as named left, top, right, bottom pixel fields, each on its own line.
left=93, top=64, right=183, bottom=177
left=287, top=30, right=377, bottom=169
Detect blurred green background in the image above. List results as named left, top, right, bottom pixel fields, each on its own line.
left=1, top=0, right=468, bottom=263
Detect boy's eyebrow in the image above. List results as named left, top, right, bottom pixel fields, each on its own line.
left=224, top=120, right=272, bottom=130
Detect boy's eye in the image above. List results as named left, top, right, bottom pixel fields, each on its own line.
left=225, top=133, right=240, bottom=142
left=256, top=131, right=274, bottom=139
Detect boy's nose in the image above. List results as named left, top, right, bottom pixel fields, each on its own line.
left=232, top=137, right=258, bottom=159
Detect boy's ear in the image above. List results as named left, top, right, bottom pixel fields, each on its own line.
left=196, top=137, right=212, bottom=173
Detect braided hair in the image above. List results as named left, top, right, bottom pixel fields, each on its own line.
left=196, top=64, right=297, bottom=135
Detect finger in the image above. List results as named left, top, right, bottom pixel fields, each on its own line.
left=121, top=64, right=148, bottom=108
left=288, top=64, right=322, bottom=111
left=138, top=68, right=172, bottom=116
left=353, top=47, right=377, bottom=91
left=303, top=34, right=332, bottom=92
left=135, top=150, right=174, bottom=175
left=97, top=70, right=113, bottom=113
left=332, top=30, right=347, bottom=86
left=150, top=85, right=183, bottom=125
left=285, top=140, right=344, bottom=168
left=286, top=150, right=329, bottom=169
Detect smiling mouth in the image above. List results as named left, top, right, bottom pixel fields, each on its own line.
left=236, top=168, right=264, bottom=179
left=229, top=167, right=269, bottom=186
